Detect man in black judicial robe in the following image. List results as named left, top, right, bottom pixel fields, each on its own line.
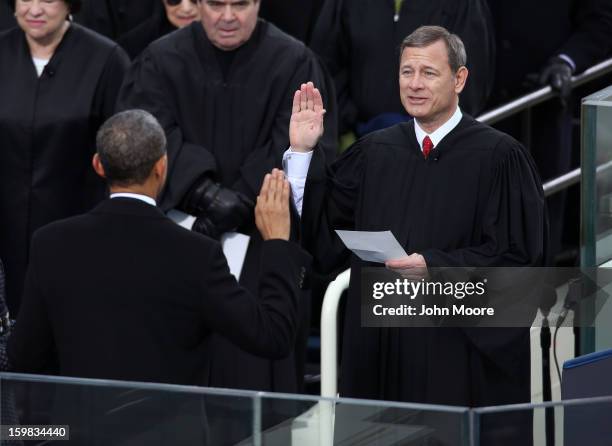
left=310, top=0, right=495, bottom=135
left=74, top=0, right=161, bottom=40
left=117, top=0, right=337, bottom=393
left=283, top=26, right=547, bottom=444
left=0, top=22, right=129, bottom=313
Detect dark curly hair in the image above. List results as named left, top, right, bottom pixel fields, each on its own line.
left=7, top=0, right=82, bottom=14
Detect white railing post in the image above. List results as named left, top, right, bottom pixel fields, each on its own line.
left=316, top=269, right=351, bottom=446
left=320, top=268, right=351, bottom=398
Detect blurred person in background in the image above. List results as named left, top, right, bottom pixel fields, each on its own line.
left=74, top=0, right=160, bottom=40
left=0, top=0, right=130, bottom=313
left=258, top=0, right=324, bottom=44
left=119, top=0, right=201, bottom=60
left=486, top=0, right=612, bottom=262
left=310, top=0, right=495, bottom=142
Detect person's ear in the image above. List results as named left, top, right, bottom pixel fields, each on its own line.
left=454, top=66, right=468, bottom=94
left=92, top=154, right=106, bottom=178
left=153, top=154, right=168, bottom=179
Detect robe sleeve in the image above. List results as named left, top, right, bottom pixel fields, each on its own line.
left=423, top=137, right=548, bottom=377
left=301, top=141, right=364, bottom=276
left=116, top=48, right=219, bottom=210
left=421, top=137, right=548, bottom=268
left=231, top=50, right=338, bottom=200
left=92, top=45, right=131, bottom=123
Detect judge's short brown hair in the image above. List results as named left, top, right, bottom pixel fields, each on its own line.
left=400, top=26, right=467, bottom=74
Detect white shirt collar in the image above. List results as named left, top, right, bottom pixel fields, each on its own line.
left=414, top=106, right=463, bottom=152
left=110, top=193, right=157, bottom=207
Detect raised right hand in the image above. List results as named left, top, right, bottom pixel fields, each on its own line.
left=289, top=82, right=326, bottom=152
left=255, top=170, right=291, bottom=241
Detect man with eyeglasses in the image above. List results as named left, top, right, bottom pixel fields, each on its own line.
left=117, top=0, right=337, bottom=396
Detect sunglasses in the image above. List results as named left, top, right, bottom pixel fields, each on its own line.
left=164, top=0, right=198, bottom=6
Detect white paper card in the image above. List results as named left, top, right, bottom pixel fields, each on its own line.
left=167, top=209, right=250, bottom=280
left=220, top=232, right=250, bottom=280
left=335, top=230, right=408, bottom=263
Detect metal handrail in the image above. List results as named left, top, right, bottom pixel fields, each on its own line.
left=476, top=57, right=612, bottom=126
left=473, top=56, right=612, bottom=197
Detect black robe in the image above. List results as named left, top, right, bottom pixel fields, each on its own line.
left=117, top=9, right=176, bottom=60
left=0, top=24, right=130, bottom=313
left=259, top=0, right=325, bottom=44
left=310, top=0, right=495, bottom=134
left=117, top=20, right=338, bottom=393
left=74, top=0, right=162, bottom=40
left=301, top=116, right=547, bottom=442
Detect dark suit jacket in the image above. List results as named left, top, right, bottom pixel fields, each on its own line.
left=7, top=197, right=310, bottom=386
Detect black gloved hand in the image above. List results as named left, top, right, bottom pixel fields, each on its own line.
left=181, top=177, right=254, bottom=238
left=192, top=215, right=221, bottom=240
left=539, top=56, right=574, bottom=107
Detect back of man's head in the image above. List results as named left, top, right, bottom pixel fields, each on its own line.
left=400, top=25, right=467, bottom=74
left=96, top=110, right=167, bottom=187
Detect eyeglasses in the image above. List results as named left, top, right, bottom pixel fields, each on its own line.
left=164, top=0, right=198, bottom=6
left=203, top=0, right=253, bottom=12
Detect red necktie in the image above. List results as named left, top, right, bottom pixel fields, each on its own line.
left=422, top=135, right=434, bottom=159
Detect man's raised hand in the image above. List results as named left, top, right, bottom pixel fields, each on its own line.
left=289, top=82, right=326, bottom=153
left=255, top=169, right=291, bottom=241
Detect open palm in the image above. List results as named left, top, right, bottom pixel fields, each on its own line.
left=289, top=82, right=326, bottom=152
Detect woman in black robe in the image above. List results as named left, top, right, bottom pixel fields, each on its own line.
left=0, top=0, right=130, bottom=313
left=118, top=0, right=200, bottom=60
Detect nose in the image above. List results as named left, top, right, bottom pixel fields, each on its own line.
left=179, top=0, right=192, bottom=12
left=221, top=4, right=235, bottom=21
left=408, top=72, right=424, bottom=90
left=28, top=0, right=44, bottom=16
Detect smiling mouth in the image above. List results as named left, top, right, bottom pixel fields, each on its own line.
left=408, top=97, right=428, bottom=104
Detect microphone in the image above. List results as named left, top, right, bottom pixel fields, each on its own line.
left=430, top=148, right=440, bottom=161
left=45, top=65, right=56, bottom=77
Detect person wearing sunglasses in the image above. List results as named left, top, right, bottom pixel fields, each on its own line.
left=119, top=0, right=201, bottom=60
left=117, top=0, right=338, bottom=400
left=0, top=0, right=130, bottom=313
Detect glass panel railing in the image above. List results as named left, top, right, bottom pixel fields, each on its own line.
left=0, top=373, right=471, bottom=445
left=258, top=393, right=470, bottom=446
left=0, top=373, right=256, bottom=445
left=473, top=396, right=612, bottom=446
left=580, top=84, right=612, bottom=353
